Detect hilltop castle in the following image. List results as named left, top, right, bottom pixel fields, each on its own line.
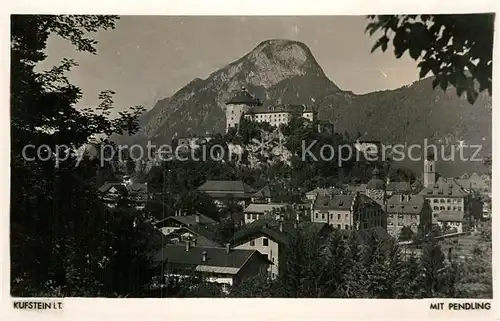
left=225, top=87, right=318, bottom=132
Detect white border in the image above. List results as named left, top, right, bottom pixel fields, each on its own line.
left=1, top=1, right=499, bottom=320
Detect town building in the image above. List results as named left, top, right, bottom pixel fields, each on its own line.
left=127, top=182, right=149, bottom=210
left=151, top=243, right=272, bottom=293
left=97, top=182, right=128, bottom=208
left=305, top=187, right=337, bottom=203
left=197, top=180, right=256, bottom=207
left=251, top=186, right=272, bottom=204
left=243, top=104, right=317, bottom=128
left=355, top=194, right=388, bottom=230
left=437, top=211, right=465, bottom=233
left=225, top=87, right=263, bottom=132
left=345, top=184, right=367, bottom=195
left=311, top=193, right=386, bottom=230
left=364, top=167, right=387, bottom=207
left=243, top=203, right=291, bottom=224
left=419, top=169, right=468, bottom=226
left=456, top=173, right=491, bottom=195
left=312, top=194, right=356, bottom=229
left=231, top=220, right=330, bottom=278
left=386, top=194, right=432, bottom=238
left=225, top=87, right=317, bottom=132
left=385, top=180, right=412, bottom=197
left=164, top=224, right=221, bottom=247
left=154, top=213, right=217, bottom=236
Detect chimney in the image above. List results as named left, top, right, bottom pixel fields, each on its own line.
left=225, top=243, right=231, bottom=254
left=185, top=241, right=191, bottom=252
left=195, top=213, right=200, bottom=223
left=202, top=251, right=207, bottom=262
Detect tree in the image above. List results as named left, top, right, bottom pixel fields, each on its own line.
left=11, top=15, right=146, bottom=296
left=419, top=240, right=447, bottom=297
left=366, top=14, right=494, bottom=104
left=229, top=270, right=277, bottom=297
left=398, top=226, right=414, bottom=241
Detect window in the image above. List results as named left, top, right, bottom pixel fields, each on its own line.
left=315, top=213, right=318, bottom=219
left=388, top=214, right=394, bottom=218
left=263, top=238, right=269, bottom=246
left=250, top=240, right=255, bottom=246
left=458, top=207, right=462, bottom=211
left=440, top=206, right=445, bottom=210
left=440, top=199, right=445, bottom=203
left=345, top=224, right=349, bottom=230
left=398, top=214, right=404, bottom=219
left=337, top=224, right=341, bottom=229
left=330, top=214, right=333, bottom=219
left=337, top=214, right=341, bottom=220
left=345, top=214, right=349, bottom=219
left=321, top=213, right=325, bottom=220
left=447, top=206, right=451, bottom=210
left=433, top=213, right=438, bottom=218
left=433, top=199, right=439, bottom=203
left=452, top=206, right=457, bottom=211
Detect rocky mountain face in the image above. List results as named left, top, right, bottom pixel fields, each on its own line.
left=117, top=39, right=339, bottom=145
left=119, top=39, right=491, bottom=176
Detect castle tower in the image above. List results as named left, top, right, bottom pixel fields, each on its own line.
left=225, top=87, right=262, bottom=133
left=423, top=154, right=436, bottom=188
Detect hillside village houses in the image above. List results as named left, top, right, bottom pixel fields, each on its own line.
left=231, top=220, right=331, bottom=278
left=225, top=87, right=318, bottom=132
left=311, top=193, right=386, bottom=230
left=142, top=155, right=489, bottom=291
left=129, top=86, right=490, bottom=292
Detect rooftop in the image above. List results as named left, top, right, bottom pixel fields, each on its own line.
left=198, top=180, right=256, bottom=194
left=226, top=87, right=262, bottom=106
left=98, top=182, right=127, bottom=194
left=155, top=214, right=217, bottom=227
left=152, top=244, right=270, bottom=274
left=231, top=219, right=293, bottom=245
left=386, top=181, right=412, bottom=193
left=314, top=195, right=355, bottom=211
left=243, top=203, right=289, bottom=214
left=419, top=177, right=468, bottom=198
left=252, top=186, right=272, bottom=198
left=246, top=104, right=314, bottom=115
left=386, top=194, right=426, bottom=214
left=167, top=224, right=221, bottom=247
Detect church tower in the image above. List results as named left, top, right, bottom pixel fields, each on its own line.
left=225, top=87, right=262, bottom=133
left=423, top=154, right=436, bottom=188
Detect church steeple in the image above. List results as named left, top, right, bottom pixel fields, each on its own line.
left=423, top=153, right=436, bottom=188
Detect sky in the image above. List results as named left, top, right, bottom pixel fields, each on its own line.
left=40, top=16, right=422, bottom=113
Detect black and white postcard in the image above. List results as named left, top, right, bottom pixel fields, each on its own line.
left=3, top=1, right=497, bottom=320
